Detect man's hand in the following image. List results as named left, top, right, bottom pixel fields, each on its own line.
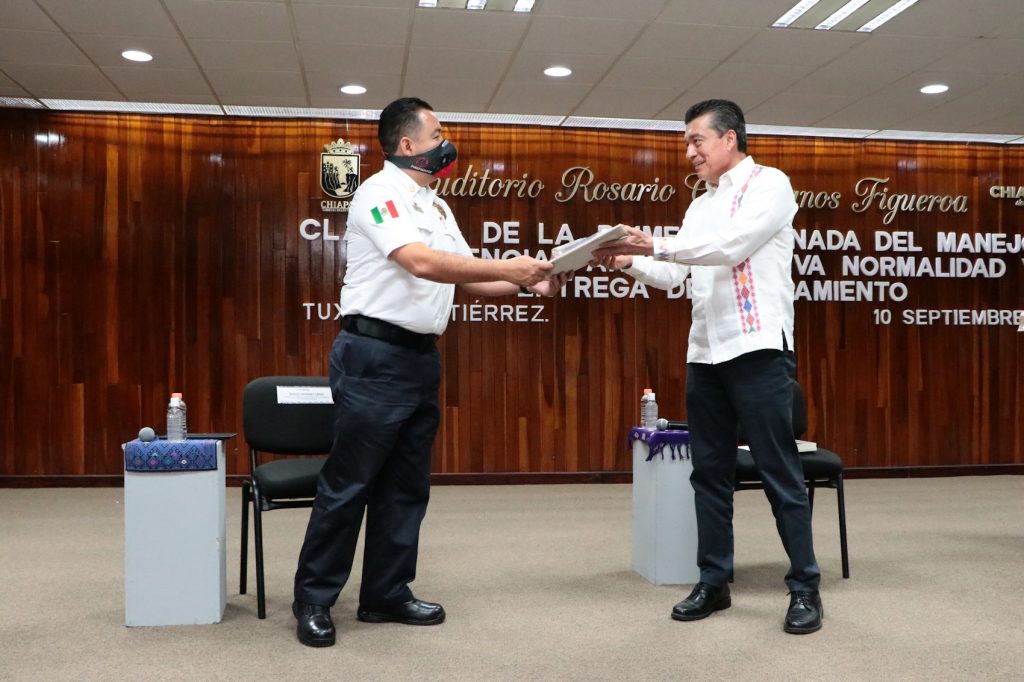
left=529, top=271, right=573, bottom=297
left=591, top=254, right=633, bottom=271
left=504, top=256, right=554, bottom=287
left=590, top=225, right=653, bottom=259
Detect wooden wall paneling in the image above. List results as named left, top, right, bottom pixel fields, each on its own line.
left=0, top=109, right=1022, bottom=482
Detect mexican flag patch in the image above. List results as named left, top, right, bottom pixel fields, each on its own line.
left=371, top=200, right=399, bottom=224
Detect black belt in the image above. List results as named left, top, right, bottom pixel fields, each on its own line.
left=342, top=314, right=436, bottom=353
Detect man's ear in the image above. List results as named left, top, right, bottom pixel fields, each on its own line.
left=397, top=135, right=414, bottom=156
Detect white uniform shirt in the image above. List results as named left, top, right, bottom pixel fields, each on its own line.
left=341, top=160, right=473, bottom=335
left=625, top=155, right=798, bottom=365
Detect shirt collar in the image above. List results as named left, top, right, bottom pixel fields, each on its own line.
left=717, top=155, right=755, bottom=190
left=383, top=159, right=437, bottom=203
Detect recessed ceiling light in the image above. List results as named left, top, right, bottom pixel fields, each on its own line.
left=466, top=0, right=487, bottom=9
left=920, top=84, right=949, bottom=95
left=544, top=66, right=572, bottom=78
left=121, top=50, right=153, bottom=62
left=513, top=0, right=536, bottom=10
left=339, top=84, right=367, bottom=95
left=418, top=0, right=438, bottom=7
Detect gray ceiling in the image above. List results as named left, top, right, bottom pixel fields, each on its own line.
left=1, top=0, right=1023, bottom=137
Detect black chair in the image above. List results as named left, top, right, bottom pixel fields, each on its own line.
left=240, top=376, right=334, bottom=618
left=734, top=382, right=849, bottom=578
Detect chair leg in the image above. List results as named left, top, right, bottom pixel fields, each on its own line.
left=807, top=482, right=815, bottom=514
left=836, top=473, right=850, bottom=579
left=253, top=491, right=267, bottom=619
left=240, top=481, right=250, bottom=595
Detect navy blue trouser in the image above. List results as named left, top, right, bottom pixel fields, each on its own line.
left=686, top=349, right=820, bottom=592
left=294, top=330, right=441, bottom=608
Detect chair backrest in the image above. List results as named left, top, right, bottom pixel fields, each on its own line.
left=242, top=376, right=335, bottom=455
left=737, top=381, right=808, bottom=441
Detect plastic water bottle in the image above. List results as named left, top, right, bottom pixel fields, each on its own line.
left=641, top=388, right=659, bottom=428
left=167, top=392, right=187, bottom=441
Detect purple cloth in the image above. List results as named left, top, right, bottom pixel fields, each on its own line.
left=124, top=439, right=219, bottom=472
left=629, top=427, right=690, bottom=461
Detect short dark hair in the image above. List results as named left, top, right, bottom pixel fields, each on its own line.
left=378, top=97, right=434, bottom=156
left=684, top=99, right=747, bottom=153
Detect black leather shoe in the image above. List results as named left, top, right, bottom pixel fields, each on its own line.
left=671, top=582, right=731, bottom=621
left=784, top=590, right=823, bottom=634
left=293, top=601, right=336, bottom=647
left=357, top=598, right=446, bottom=625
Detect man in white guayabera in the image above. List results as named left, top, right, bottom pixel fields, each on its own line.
left=593, top=99, right=823, bottom=635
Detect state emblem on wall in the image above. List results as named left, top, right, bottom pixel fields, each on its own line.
left=320, top=138, right=360, bottom=211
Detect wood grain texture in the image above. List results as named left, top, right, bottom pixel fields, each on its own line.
left=1, top=109, right=1021, bottom=480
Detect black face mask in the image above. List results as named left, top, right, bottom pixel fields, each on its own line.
left=388, top=139, right=458, bottom=178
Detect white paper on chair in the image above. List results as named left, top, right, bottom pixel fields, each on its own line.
left=739, top=440, right=817, bottom=453
left=276, top=386, right=334, bottom=404
left=549, top=225, right=629, bottom=274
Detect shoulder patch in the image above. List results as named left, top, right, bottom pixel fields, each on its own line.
left=371, top=200, right=399, bottom=224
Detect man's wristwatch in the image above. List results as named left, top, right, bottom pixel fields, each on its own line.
left=519, top=285, right=531, bottom=295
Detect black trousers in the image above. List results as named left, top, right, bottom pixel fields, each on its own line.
left=686, top=349, right=820, bottom=592
left=293, top=330, right=441, bottom=608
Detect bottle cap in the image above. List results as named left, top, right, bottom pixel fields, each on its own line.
left=171, top=392, right=182, bottom=399
left=643, top=388, right=652, bottom=395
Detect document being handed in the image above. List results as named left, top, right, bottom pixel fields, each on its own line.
left=549, top=225, right=629, bottom=274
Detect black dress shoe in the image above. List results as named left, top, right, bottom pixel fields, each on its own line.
left=357, top=598, right=446, bottom=625
left=671, top=582, right=731, bottom=621
left=783, top=590, right=823, bottom=634
left=293, top=601, right=336, bottom=647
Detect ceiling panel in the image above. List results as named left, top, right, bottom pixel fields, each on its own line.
left=292, top=0, right=410, bottom=6
left=538, top=0, right=668, bottom=21
left=656, top=87, right=776, bottom=120
left=574, top=86, right=681, bottom=118
left=520, top=16, right=646, bottom=55
left=401, top=77, right=495, bottom=112
left=190, top=40, right=300, bottom=71
left=879, top=0, right=1021, bottom=38
left=300, top=42, right=405, bottom=77
left=502, top=51, right=618, bottom=86
left=0, top=72, right=29, bottom=97
left=748, top=92, right=862, bottom=127
left=626, top=22, right=760, bottom=62
left=0, top=30, right=89, bottom=65
left=1, top=63, right=114, bottom=93
left=164, top=0, right=293, bottom=42
left=730, top=28, right=868, bottom=66
left=657, top=0, right=795, bottom=27
left=0, top=0, right=59, bottom=31
left=828, top=35, right=972, bottom=72
left=410, top=9, right=529, bottom=51
left=786, top=63, right=905, bottom=99
left=488, top=80, right=592, bottom=115
left=691, top=61, right=817, bottom=97
left=306, top=71, right=400, bottom=108
left=925, top=37, right=1024, bottom=75
left=73, top=35, right=198, bottom=70
left=406, top=47, right=511, bottom=83
left=599, top=56, right=718, bottom=91
left=38, top=0, right=179, bottom=37
left=104, top=67, right=213, bottom=98
left=293, top=5, right=411, bottom=46
left=813, top=71, right=1005, bottom=130
left=204, top=69, right=306, bottom=99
